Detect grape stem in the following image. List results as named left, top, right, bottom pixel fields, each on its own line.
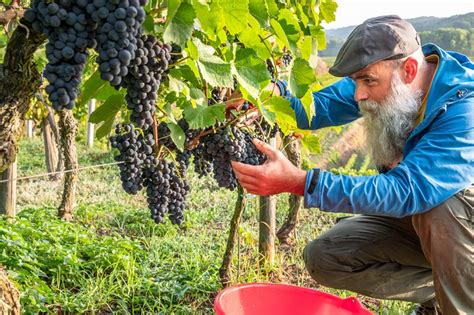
left=152, top=114, right=160, bottom=154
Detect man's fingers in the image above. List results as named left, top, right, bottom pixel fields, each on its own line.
left=239, top=184, right=261, bottom=195
left=233, top=172, right=259, bottom=186
left=252, top=138, right=279, bottom=160
left=231, top=160, right=263, bottom=176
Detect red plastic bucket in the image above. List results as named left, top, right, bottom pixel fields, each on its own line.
left=214, top=283, right=373, bottom=315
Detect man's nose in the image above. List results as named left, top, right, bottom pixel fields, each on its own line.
left=354, top=86, right=369, bottom=102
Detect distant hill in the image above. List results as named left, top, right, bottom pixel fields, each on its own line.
left=321, top=12, right=474, bottom=57
left=325, top=12, right=474, bottom=40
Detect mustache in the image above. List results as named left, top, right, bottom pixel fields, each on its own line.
left=358, top=73, right=422, bottom=168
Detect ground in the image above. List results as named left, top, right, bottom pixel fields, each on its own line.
left=0, top=138, right=415, bottom=314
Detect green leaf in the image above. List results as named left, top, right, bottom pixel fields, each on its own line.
left=216, top=0, right=249, bottom=35
left=249, top=0, right=269, bottom=27
left=168, top=65, right=200, bottom=87
left=300, top=133, right=320, bottom=154
left=163, top=0, right=182, bottom=29
left=189, top=87, right=205, bottom=104
left=238, top=27, right=271, bottom=60
left=298, top=35, right=313, bottom=60
left=163, top=2, right=196, bottom=47
left=288, top=57, right=316, bottom=98
left=266, top=96, right=294, bottom=119
left=266, top=96, right=296, bottom=134
left=142, top=14, right=154, bottom=33
left=319, top=0, right=338, bottom=23
left=95, top=115, right=116, bottom=139
left=197, top=54, right=233, bottom=88
left=270, top=19, right=291, bottom=52
left=276, top=9, right=301, bottom=53
left=193, top=1, right=224, bottom=41
left=192, top=37, right=215, bottom=58
left=300, top=87, right=315, bottom=126
left=183, top=104, right=226, bottom=129
left=264, top=0, right=278, bottom=17
left=78, top=70, right=107, bottom=108
left=232, top=48, right=271, bottom=99
left=95, top=85, right=122, bottom=101
left=167, top=122, right=185, bottom=152
left=89, top=94, right=124, bottom=123
left=168, top=75, right=190, bottom=95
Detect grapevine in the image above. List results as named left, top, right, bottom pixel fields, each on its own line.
left=23, top=0, right=285, bottom=225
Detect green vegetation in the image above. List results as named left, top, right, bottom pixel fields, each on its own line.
left=321, top=12, right=474, bottom=56
left=419, top=28, right=474, bottom=56
left=1, top=138, right=414, bottom=314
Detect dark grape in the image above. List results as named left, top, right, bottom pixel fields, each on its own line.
left=24, top=0, right=96, bottom=110
left=281, top=53, right=293, bottom=67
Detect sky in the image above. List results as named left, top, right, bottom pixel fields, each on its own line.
left=322, top=0, right=474, bottom=29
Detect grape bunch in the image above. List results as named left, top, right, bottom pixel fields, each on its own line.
left=92, top=0, right=146, bottom=87
left=122, top=34, right=171, bottom=129
left=194, top=127, right=266, bottom=190
left=109, top=124, right=145, bottom=194
left=24, top=0, right=97, bottom=110
left=266, top=59, right=276, bottom=80
left=143, top=159, right=189, bottom=225
left=259, top=118, right=280, bottom=138
left=281, top=53, right=293, bottom=67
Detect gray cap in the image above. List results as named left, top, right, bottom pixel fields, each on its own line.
left=329, top=15, right=421, bottom=77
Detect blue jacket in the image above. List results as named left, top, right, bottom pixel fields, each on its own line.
left=286, top=44, right=474, bottom=217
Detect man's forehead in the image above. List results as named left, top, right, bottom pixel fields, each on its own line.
left=350, top=61, right=388, bottom=80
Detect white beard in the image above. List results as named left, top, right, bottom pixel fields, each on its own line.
left=359, top=72, right=422, bottom=169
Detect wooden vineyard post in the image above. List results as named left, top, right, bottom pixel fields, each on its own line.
left=86, top=99, right=96, bottom=148
left=258, top=137, right=276, bottom=265
left=42, top=114, right=60, bottom=180
left=0, top=159, right=17, bottom=219
left=26, top=120, right=34, bottom=138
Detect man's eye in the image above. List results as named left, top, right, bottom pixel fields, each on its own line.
left=364, top=78, right=376, bottom=85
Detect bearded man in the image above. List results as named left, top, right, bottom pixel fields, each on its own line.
left=227, top=15, right=473, bottom=315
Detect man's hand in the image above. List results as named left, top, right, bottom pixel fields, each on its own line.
left=224, top=91, right=245, bottom=119
left=231, top=138, right=307, bottom=196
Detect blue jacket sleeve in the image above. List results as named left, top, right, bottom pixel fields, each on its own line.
left=304, top=98, right=474, bottom=217
left=286, top=77, right=361, bottom=130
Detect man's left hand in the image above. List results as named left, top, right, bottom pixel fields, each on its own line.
left=231, top=139, right=307, bottom=196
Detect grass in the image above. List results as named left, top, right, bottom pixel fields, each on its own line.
left=0, top=137, right=415, bottom=314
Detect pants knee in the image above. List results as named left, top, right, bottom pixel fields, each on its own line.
left=303, top=239, right=337, bottom=287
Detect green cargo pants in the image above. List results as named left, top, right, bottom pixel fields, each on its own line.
left=303, top=185, right=473, bottom=315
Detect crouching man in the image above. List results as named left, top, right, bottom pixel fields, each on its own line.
left=228, top=16, right=473, bottom=314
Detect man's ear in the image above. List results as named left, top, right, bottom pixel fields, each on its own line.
left=401, top=57, right=418, bottom=84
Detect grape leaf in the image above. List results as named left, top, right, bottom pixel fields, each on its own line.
left=319, top=0, right=338, bottom=23
left=183, top=104, right=226, bottom=129
left=78, top=70, right=107, bottom=108
left=95, top=115, right=115, bottom=139
left=288, top=57, right=316, bottom=98
left=249, top=0, right=269, bottom=27
left=163, top=2, right=195, bottom=47
left=167, top=122, right=185, bottom=152
left=197, top=54, right=233, bottom=88
left=300, top=132, right=321, bottom=154
left=89, top=94, right=124, bottom=124
left=216, top=0, right=249, bottom=35
left=193, top=1, right=224, bottom=41
left=232, top=48, right=271, bottom=99
left=266, top=96, right=297, bottom=134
